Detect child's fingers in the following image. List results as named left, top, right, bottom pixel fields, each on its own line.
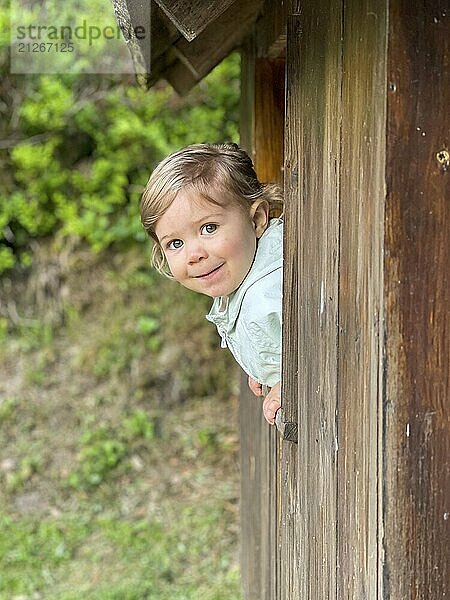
left=248, top=376, right=263, bottom=396
left=263, top=395, right=281, bottom=425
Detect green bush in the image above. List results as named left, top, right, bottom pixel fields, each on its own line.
left=1, top=54, right=240, bottom=273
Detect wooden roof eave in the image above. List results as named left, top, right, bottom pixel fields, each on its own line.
left=153, top=0, right=237, bottom=42
left=113, top=0, right=263, bottom=93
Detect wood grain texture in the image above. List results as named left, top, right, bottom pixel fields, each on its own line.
left=384, top=1, right=450, bottom=597
left=255, top=0, right=289, bottom=59
left=285, top=3, right=341, bottom=598
left=254, top=59, right=285, bottom=185
left=239, top=35, right=281, bottom=600
left=154, top=0, right=236, bottom=41
left=172, top=1, right=261, bottom=85
left=251, top=23, right=297, bottom=600
left=121, top=0, right=262, bottom=92
left=241, top=3, right=448, bottom=599
left=337, top=1, right=387, bottom=597
left=254, top=58, right=285, bottom=220
left=112, top=0, right=152, bottom=83
left=239, top=370, right=278, bottom=600
left=150, top=4, right=180, bottom=62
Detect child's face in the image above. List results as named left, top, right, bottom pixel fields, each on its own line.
left=155, top=192, right=268, bottom=298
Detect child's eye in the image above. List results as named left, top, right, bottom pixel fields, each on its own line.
left=201, top=223, right=218, bottom=235
left=167, top=239, right=183, bottom=250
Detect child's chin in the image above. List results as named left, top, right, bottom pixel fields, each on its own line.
left=183, top=278, right=235, bottom=298
left=181, top=282, right=216, bottom=298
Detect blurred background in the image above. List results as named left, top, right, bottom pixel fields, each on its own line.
left=0, top=1, right=243, bottom=597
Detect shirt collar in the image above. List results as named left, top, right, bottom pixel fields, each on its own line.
left=206, top=218, right=283, bottom=330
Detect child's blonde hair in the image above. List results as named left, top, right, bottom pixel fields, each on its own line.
left=140, top=142, right=283, bottom=276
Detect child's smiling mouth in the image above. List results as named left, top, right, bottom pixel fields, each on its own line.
left=194, top=263, right=225, bottom=279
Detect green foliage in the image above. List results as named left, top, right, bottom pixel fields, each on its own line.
left=196, top=428, right=220, bottom=454
left=68, top=427, right=127, bottom=489
left=68, top=409, right=156, bottom=490
left=25, top=366, right=46, bottom=386
left=0, top=397, right=18, bottom=422
left=0, top=316, right=8, bottom=343
left=137, top=314, right=161, bottom=351
left=0, top=28, right=242, bottom=597
left=6, top=455, right=41, bottom=492
left=121, top=409, right=155, bottom=442
left=0, top=246, right=15, bottom=272
left=1, top=54, right=240, bottom=273
left=91, top=330, right=135, bottom=378
left=15, top=321, right=54, bottom=352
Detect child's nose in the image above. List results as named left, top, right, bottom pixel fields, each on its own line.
left=186, top=243, right=208, bottom=264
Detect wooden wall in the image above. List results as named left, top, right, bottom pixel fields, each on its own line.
left=239, top=34, right=285, bottom=600
left=284, top=3, right=342, bottom=597
left=384, top=2, right=449, bottom=596
left=240, top=0, right=449, bottom=599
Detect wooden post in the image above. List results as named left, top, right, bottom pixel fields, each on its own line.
left=284, top=3, right=342, bottom=598
left=383, top=2, right=450, bottom=596
left=239, top=35, right=285, bottom=600
left=282, top=1, right=448, bottom=598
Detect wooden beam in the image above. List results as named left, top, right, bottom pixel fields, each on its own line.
left=383, top=1, right=450, bottom=596
left=170, top=1, right=262, bottom=92
left=112, top=0, right=152, bottom=85
left=337, top=0, right=387, bottom=595
left=154, top=0, right=237, bottom=41
left=150, top=5, right=181, bottom=61
left=239, top=33, right=284, bottom=600
left=254, top=58, right=285, bottom=188
left=256, top=0, right=289, bottom=58
left=285, top=3, right=342, bottom=597
left=241, top=3, right=448, bottom=599
left=113, top=1, right=184, bottom=88
left=252, top=42, right=286, bottom=600
left=164, top=58, right=199, bottom=96
left=114, top=0, right=262, bottom=91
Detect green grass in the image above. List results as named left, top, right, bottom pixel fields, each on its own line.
left=0, top=244, right=241, bottom=600
left=0, top=503, right=241, bottom=599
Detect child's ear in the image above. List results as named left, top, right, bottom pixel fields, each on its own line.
left=250, top=200, right=270, bottom=238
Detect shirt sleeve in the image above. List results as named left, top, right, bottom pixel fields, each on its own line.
left=247, top=308, right=282, bottom=388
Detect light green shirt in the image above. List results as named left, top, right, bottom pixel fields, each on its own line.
left=206, top=218, right=282, bottom=387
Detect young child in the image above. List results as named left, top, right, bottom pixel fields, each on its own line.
left=140, top=142, right=282, bottom=425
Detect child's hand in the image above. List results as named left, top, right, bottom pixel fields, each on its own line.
left=248, top=376, right=263, bottom=397
left=263, top=381, right=281, bottom=425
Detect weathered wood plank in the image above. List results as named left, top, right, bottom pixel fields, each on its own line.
left=278, top=17, right=302, bottom=598
left=285, top=2, right=341, bottom=597
left=115, top=0, right=261, bottom=90
left=164, top=59, right=198, bottom=96
left=254, top=59, right=285, bottom=187
left=154, top=0, right=237, bottom=41
left=252, top=54, right=285, bottom=600
left=112, top=0, right=152, bottom=85
left=255, top=0, right=289, bottom=59
left=174, top=2, right=261, bottom=76
left=113, top=1, right=184, bottom=88
left=239, top=371, right=277, bottom=600
left=239, top=34, right=281, bottom=600
left=383, top=1, right=450, bottom=597
left=337, top=1, right=387, bottom=597
left=151, top=5, right=181, bottom=61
